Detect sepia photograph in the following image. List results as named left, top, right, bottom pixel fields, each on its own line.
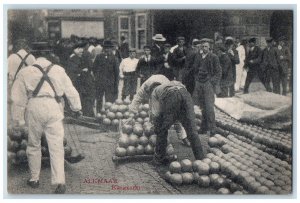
left=4, top=4, right=295, bottom=197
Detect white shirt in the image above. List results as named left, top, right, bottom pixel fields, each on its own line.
left=119, top=57, right=139, bottom=78
left=8, top=49, right=36, bottom=87
left=11, top=57, right=82, bottom=122
left=129, top=75, right=169, bottom=113
left=236, top=45, right=246, bottom=66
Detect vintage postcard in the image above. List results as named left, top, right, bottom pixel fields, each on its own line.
left=4, top=5, right=294, bottom=197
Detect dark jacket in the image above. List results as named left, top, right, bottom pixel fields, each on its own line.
left=93, top=53, right=119, bottom=90
left=192, top=52, right=222, bottom=93
left=171, top=46, right=187, bottom=69
left=151, top=44, right=165, bottom=69
left=136, top=55, right=158, bottom=80
left=66, top=54, right=85, bottom=83
left=245, top=46, right=262, bottom=71
left=120, top=41, right=129, bottom=59
left=228, top=49, right=240, bottom=80
left=219, top=53, right=234, bottom=87
left=182, top=47, right=198, bottom=86
left=277, top=46, right=291, bottom=73
left=261, top=46, right=280, bottom=70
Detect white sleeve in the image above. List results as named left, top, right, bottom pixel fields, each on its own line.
left=129, top=86, right=148, bottom=113
left=11, top=73, right=28, bottom=123
left=119, top=59, right=125, bottom=78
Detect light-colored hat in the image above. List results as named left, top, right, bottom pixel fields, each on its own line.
left=152, top=34, right=166, bottom=42
left=88, top=45, right=95, bottom=53
left=225, top=36, right=234, bottom=41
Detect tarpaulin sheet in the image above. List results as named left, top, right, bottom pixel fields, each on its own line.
left=215, top=91, right=292, bottom=130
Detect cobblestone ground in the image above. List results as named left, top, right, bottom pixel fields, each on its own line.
left=7, top=124, right=202, bottom=195
left=6, top=78, right=291, bottom=195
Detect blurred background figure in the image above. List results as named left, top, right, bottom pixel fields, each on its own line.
left=119, top=36, right=129, bottom=59
left=235, top=38, right=248, bottom=92
left=277, top=36, right=291, bottom=95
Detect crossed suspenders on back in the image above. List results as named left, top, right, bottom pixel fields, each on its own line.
left=13, top=52, right=31, bottom=82
left=31, top=63, right=62, bottom=103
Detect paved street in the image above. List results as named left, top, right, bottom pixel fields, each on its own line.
left=8, top=123, right=214, bottom=195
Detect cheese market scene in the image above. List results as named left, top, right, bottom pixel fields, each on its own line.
left=6, top=9, right=293, bottom=195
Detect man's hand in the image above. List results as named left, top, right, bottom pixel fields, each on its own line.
left=82, top=68, right=88, bottom=72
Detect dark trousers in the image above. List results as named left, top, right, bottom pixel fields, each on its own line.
left=153, top=88, right=207, bottom=160
left=218, top=86, right=230, bottom=98
left=122, top=73, right=137, bottom=100
left=279, top=66, right=288, bottom=95
left=229, top=85, right=235, bottom=97
left=265, top=68, right=280, bottom=94
left=244, top=68, right=266, bottom=93
left=193, top=80, right=216, bottom=134
left=96, top=84, right=117, bottom=112
left=81, top=94, right=95, bottom=117
left=182, top=69, right=195, bottom=96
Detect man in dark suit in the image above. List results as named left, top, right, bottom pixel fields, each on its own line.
left=261, top=37, right=280, bottom=94
left=243, top=38, right=264, bottom=94
left=182, top=39, right=201, bottom=95
left=93, top=40, right=119, bottom=113
left=171, top=36, right=187, bottom=81
left=151, top=34, right=166, bottom=73
left=119, top=36, right=129, bottom=59
left=277, top=36, right=291, bottom=95
left=192, top=39, right=221, bottom=136
left=136, top=45, right=159, bottom=84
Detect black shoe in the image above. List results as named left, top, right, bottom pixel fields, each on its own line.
left=65, top=154, right=85, bottom=164
left=27, top=179, right=39, bottom=188
left=181, top=138, right=191, bottom=147
left=199, top=129, right=208, bottom=135
left=54, top=184, right=66, bottom=194
left=152, top=154, right=177, bottom=165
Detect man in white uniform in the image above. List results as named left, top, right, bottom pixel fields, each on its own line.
left=11, top=51, right=82, bottom=194
left=7, top=39, right=36, bottom=122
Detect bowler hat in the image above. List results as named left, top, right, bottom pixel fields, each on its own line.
left=266, top=37, right=273, bottom=43
left=73, top=41, right=87, bottom=49
left=102, top=40, right=115, bottom=48
left=152, top=34, right=166, bottom=42
left=248, top=37, right=256, bottom=43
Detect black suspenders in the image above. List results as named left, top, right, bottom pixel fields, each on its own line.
left=32, top=64, right=61, bottom=103
left=13, top=52, right=31, bottom=82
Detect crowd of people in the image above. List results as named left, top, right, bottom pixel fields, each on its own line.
left=48, top=33, right=292, bottom=118
left=7, top=32, right=292, bottom=194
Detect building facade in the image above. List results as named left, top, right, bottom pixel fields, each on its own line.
left=8, top=9, right=293, bottom=51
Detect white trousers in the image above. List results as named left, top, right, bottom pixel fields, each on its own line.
left=235, top=63, right=248, bottom=91
left=26, top=98, right=65, bottom=185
